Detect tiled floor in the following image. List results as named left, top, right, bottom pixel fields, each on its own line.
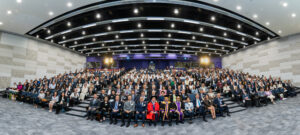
left=0, top=96, right=300, bottom=135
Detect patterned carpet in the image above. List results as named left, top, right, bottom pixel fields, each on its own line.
left=0, top=96, right=300, bottom=135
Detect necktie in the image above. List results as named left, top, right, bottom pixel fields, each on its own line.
left=115, top=102, right=118, bottom=110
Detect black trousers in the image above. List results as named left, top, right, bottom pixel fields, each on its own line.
left=110, top=111, right=120, bottom=122
left=196, top=106, right=206, bottom=120
left=184, top=111, right=194, bottom=120
left=122, top=112, right=133, bottom=124
left=87, top=108, right=97, bottom=119
left=219, top=105, right=229, bottom=115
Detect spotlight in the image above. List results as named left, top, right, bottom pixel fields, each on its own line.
left=200, top=57, right=210, bottom=65
left=192, top=36, right=196, bottom=40
left=168, top=34, right=172, bottom=37
left=255, top=32, right=259, bottom=36
left=107, top=26, right=111, bottom=31
left=67, top=22, right=71, bottom=27
left=211, top=16, right=216, bottom=21
left=237, top=24, right=241, bottom=29
left=62, top=36, right=66, bottom=40
left=115, top=35, right=119, bottom=39
left=166, top=41, right=169, bottom=44
left=199, top=27, right=204, bottom=32
left=121, top=41, right=124, bottom=45
left=142, top=41, right=145, bottom=44
left=137, top=23, right=142, bottom=28
left=102, top=43, right=105, bottom=47
left=140, top=33, right=144, bottom=37
left=171, top=23, right=175, bottom=28
left=96, top=13, right=101, bottom=19
left=223, top=32, right=227, bottom=36
left=82, top=31, right=86, bottom=35
left=67, top=2, right=73, bottom=7
left=174, top=9, right=179, bottom=15
left=133, top=8, right=139, bottom=14
left=92, top=38, right=96, bottom=41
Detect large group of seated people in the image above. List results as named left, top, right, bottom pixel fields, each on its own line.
left=85, top=68, right=297, bottom=127
left=5, top=68, right=126, bottom=114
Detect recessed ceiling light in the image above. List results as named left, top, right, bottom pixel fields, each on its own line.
left=199, top=27, right=204, bottom=32
left=96, top=13, right=101, bottom=19
left=128, top=51, right=131, bottom=54
left=255, top=32, right=259, bottom=36
left=108, top=48, right=110, bottom=51
left=243, top=45, right=246, bottom=48
left=166, top=41, right=169, bottom=44
left=36, top=35, right=39, bottom=38
left=47, top=29, right=51, bottom=34
left=102, top=43, right=105, bottom=46
left=165, top=46, right=168, bottom=49
left=209, top=53, right=211, bottom=56
left=234, top=49, right=237, bottom=51
left=97, top=53, right=100, bottom=56
left=145, top=50, right=148, bottom=53
left=137, top=23, right=142, bottom=28
left=115, top=35, right=119, bottom=39
left=82, top=31, right=86, bottom=35
left=183, top=47, right=186, bottom=50
left=242, top=37, right=245, bottom=41
left=7, top=10, right=12, bottom=15
left=199, top=49, right=202, bottom=51
left=144, top=46, right=146, bottom=49
left=174, top=9, right=179, bottom=15
left=140, top=33, right=144, bottom=37
left=237, top=24, right=241, bottom=29
left=107, top=26, right=111, bottom=31
left=142, top=41, right=145, bottom=44
left=164, top=51, right=166, bottom=53
left=74, top=41, right=78, bottom=44
left=67, top=2, right=73, bottom=7
left=67, top=22, right=71, bottom=27
left=211, top=16, right=216, bottom=21
left=48, top=11, right=54, bottom=16
left=282, top=2, right=288, bottom=7
left=222, top=47, right=224, bottom=50
left=84, top=46, right=87, bottom=49
left=171, top=23, right=175, bottom=28
left=253, top=14, right=258, bottom=19
left=195, top=52, right=197, bottom=55
left=254, top=41, right=257, bottom=44
left=16, top=0, right=22, bottom=3
left=0, top=22, right=3, bottom=25
left=214, top=50, right=217, bottom=53
left=213, top=0, right=219, bottom=2
left=278, top=30, right=282, bottom=34
left=265, top=22, right=270, bottom=26
left=291, top=13, right=296, bottom=18
left=62, top=36, right=66, bottom=40
left=187, top=42, right=190, bottom=45
left=180, top=52, right=182, bottom=54
left=112, top=52, right=115, bottom=55
left=121, top=41, right=124, bottom=45
left=236, top=5, right=242, bottom=10
left=63, top=44, right=66, bottom=47
left=267, top=37, right=270, bottom=40
left=206, top=44, right=208, bottom=47
left=223, top=32, right=227, bottom=36
left=213, top=39, right=217, bottom=42
left=231, top=42, right=233, bottom=45
left=168, top=34, right=172, bottom=37
left=192, top=36, right=196, bottom=39
left=92, top=38, right=96, bottom=41
left=133, top=8, right=139, bottom=14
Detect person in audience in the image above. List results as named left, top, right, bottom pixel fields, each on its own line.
left=265, top=87, right=276, bottom=104
left=56, top=92, right=68, bottom=114
left=34, top=90, right=45, bottom=108
left=99, top=96, right=110, bottom=123
left=147, top=96, right=159, bottom=127
left=214, top=93, right=230, bottom=117
left=160, top=96, right=173, bottom=126
left=49, top=92, right=59, bottom=112
left=203, top=95, right=216, bottom=119
left=134, top=96, right=147, bottom=127
left=194, top=93, right=207, bottom=122
left=80, top=83, right=88, bottom=101
left=184, top=97, right=194, bottom=124
left=110, top=95, right=123, bottom=125
left=87, top=94, right=100, bottom=120
left=70, top=88, right=79, bottom=107
left=174, top=96, right=185, bottom=125
left=258, top=88, right=267, bottom=106
left=121, top=95, right=135, bottom=127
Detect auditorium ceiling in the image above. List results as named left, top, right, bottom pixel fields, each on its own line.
left=0, top=0, right=299, bottom=56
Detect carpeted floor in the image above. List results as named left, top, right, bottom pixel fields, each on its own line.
left=0, top=96, right=300, bottom=135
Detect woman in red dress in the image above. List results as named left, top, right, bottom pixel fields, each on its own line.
left=147, top=96, right=160, bottom=126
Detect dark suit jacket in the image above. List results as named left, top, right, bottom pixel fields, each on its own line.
left=89, top=99, right=100, bottom=108
left=110, top=101, right=123, bottom=112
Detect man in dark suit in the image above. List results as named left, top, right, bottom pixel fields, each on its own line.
left=134, top=96, right=147, bottom=127
left=110, top=95, right=123, bottom=125
left=87, top=94, right=100, bottom=120
left=214, top=93, right=230, bottom=117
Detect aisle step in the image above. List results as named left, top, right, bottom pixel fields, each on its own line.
left=65, top=110, right=86, bottom=117
left=70, top=106, right=86, bottom=112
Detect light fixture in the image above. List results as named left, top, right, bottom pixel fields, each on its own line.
left=16, top=0, right=22, bottom=3
left=236, top=5, right=242, bottom=10
left=265, top=22, right=270, bottom=26
left=108, top=48, right=110, bottom=51
left=145, top=50, right=148, bottom=53
left=208, top=53, right=211, bottom=56
left=165, top=46, right=168, bottom=49
left=115, top=35, right=119, bottom=39
left=213, top=39, right=217, bottom=42
left=67, top=22, right=71, bottom=27
left=91, top=50, right=94, bottom=52
left=180, top=52, right=182, bottom=54
left=48, top=11, right=54, bottom=16
left=230, top=42, right=234, bottom=45
left=51, top=40, right=54, bottom=43
left=112, top=52, right=115, bottom=55
left=164, top=51, right=167, bottom=54
left=107, top=26, right=111, bottom=31
left=278, top=30, right=282, bottom=34
left=168, top=33, right=172, bottom=37
left=254, top=41, right=257, bottom=44
left=192, top=36, right=196, bottom=40
left=121, top=41, right=124, bottom=45
left=174, top=9, right=179, bottom=15
left=223, top=32, right=227, bottom=36
left=291, top=13, right=296, bottom=18
left=72, top=48, right=75, bottom=51
left=102, top=43, right=105, bottom=46
left=222, top=47, right=224, bottom=50
left=82, top=31, right=86, bottom=35
left=142, top=41, right=145, bottom=44
left=98, top=53, right=100, bottom=56
left=166, top=41, right=169, bottom=44
left=84, top=46, right=87, bottom=49
left=7, top=10, right=12, bottom=15
left=242, top=37, right=245, bottom=41
left=128, top=51, right=131, bottom=54
left=282, top=2, right=288, bottom=7
left=125, top=47, right=128, bottom=50
left=144, top=46, right=146, bottom=49
left=237, top=24, right=241, bottom=29
left=140, top=33, right=144, bottom=37
left=62, top=36, right=66, bottom=40
left=206, top=44, right=208, bottom=47
left=199, top=27, right=204, bottom=32
left=47, top=29, right=51, bottom=34
left=187, top=42, right=190, bottom=46
left=171, top=23, right=175, bottom=28
left=137, top=23, right=142, bottom=28
left=0, top=22, right=3, bottom=25
left=92, top=38, right=96, bottom=41
left=36, top=35, right=39, bottom=38
left=74, top=41, right=78, bottom=44
left=63, top=44, right=65, bottom=47
left=213, top=0, right=219, bottom=2
left=96, top=13, right=101, bottom=19
left=199, top=49, right=202, bottom=51
left=253, top=14, right=258, bottom=19
left=211, top=16, right=216, bottom=21
left=267, top=37, right=270, bottom=40
left=243, top=45, right=246, bottom=48
left=255, top=32, right=259, bottom=36
left=183, top=47, right=186, bottom=50
left=67, top=2, right=73, bottom=7
left=234, top=49, right=237, bottom=51
left=133, top=8, right=139, bottom=14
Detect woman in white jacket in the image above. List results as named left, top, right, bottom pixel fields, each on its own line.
left=79, top=83, right=88, bottom=101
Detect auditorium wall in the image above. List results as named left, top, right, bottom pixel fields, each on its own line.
left=0, top=32, right=86, bottom=89
left=222, top=34, right=300, bottom=87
